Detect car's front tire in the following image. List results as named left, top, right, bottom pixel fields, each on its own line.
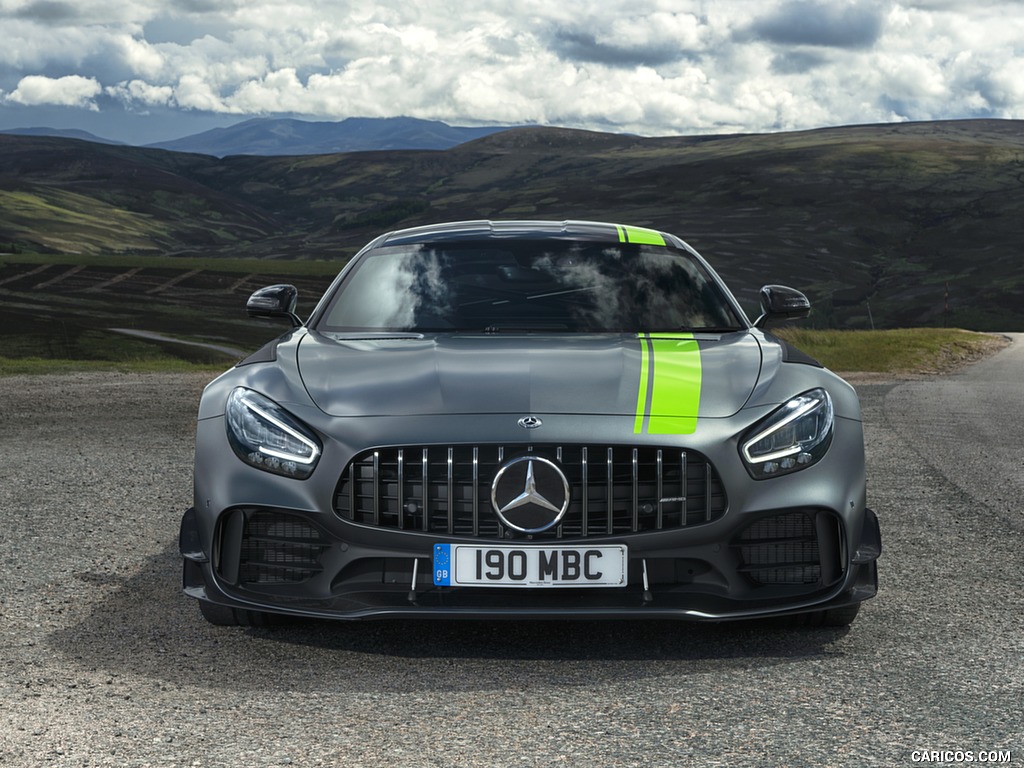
left=198, top=600, right=281, bottom=627
left=801, top=602, right=861, bottom=627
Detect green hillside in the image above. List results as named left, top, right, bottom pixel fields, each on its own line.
left=2, top=119, right=1023, bottom=331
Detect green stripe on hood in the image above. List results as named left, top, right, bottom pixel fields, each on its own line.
left=634, top=334, right=702, bottom=435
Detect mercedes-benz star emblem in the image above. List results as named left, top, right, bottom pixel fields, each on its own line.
left=491, top=456, right=570, bottom=533
left=517, top=416, right=543, bottom=429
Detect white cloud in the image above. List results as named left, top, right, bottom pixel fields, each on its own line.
left=112, top=34, right=166, bottom=80
left=107, top=78, right=174, bottom=107
left=174, top=72, right=236, bottom=112
left=4, top=74, right=102, bottom=109
left=883, top=53, right=949, bottom=99
left=228, top=67, right=306, bottom=113
left=0, top=19, right=104, bottom=70
left=609, top=12, right=705, bottom=51
left=1, top=0, right=1023, bottom=134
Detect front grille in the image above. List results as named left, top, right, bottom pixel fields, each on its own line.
left=733, top=511, right=825, bottom=586
left=218, top=509, right=330, bottom=585
left=334, top=444, right=727, bottom=538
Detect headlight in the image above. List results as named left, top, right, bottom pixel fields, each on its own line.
left=741, top=388, right=833, bottom=479
left=225, top=388, right=321, bottom=479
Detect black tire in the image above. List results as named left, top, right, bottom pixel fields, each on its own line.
left=198, top=600, right=282, bottom=627
left=198, top=599, right=239, bottom=625
left=234, top=608, right=285, bottom=627
left=799, top=602, right=861, bottom=628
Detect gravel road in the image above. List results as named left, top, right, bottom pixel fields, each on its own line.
left=1, top=339, right=1022, bottom=767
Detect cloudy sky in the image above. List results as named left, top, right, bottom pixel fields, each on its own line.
left=1, top=0, right=1022, bottom=144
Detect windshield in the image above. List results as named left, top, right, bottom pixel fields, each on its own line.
left=317, top=240, right=744, bottom=333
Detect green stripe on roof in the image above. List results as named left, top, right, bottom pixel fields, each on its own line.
left=619, top=225, right=666, bottom=246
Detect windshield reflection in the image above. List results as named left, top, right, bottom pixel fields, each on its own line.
left=320, top=241, right=741, bottom=333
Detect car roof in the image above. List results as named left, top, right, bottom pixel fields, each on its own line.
left=376, top=219, right=695, bottom=253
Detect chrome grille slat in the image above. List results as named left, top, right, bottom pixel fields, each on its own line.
left=421, top=449, right=429, bottom=533
left=335, top=444, right=727, bottom=539
left=656, top=449, right=663, bottom=528
left=705, top=461, right=712, bottom=522
left=681, top=452, right=688, bottom=525
left=397, top=449, right=405, bottom=530
left=372, top=451, right=380, bottom=526
left=631, top=449, right=639, bottom=532
left=348, top=462, right=356, bottom=522
left=446, top=447, right=454, bottom=535
left=471, top=447, right=479, bottom=536
left=581, top=446, right=589, bottom=534
left=605, top=447, right=614, bottom=536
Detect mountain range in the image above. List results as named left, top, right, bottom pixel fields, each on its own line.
left=0, top=126, right=125, bottom=146
left=2, top=117, right=512, bottom=157
left=1, top=119, right=1022, bottom=331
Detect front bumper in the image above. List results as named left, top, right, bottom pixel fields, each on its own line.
left=183, top=373, right=879, bottom=622
left=180, top=504, right=880, bottom=622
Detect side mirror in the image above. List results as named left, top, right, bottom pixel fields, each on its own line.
left=755, top=284, right=810, bottom=328
left=246, top=284, right=301, bottom=328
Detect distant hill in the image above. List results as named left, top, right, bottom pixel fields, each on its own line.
left=1, top=119, right=1023, bottom=331
left=145, top=116, right=511, bottom=157
left=0, top=126, right=123, bottom=145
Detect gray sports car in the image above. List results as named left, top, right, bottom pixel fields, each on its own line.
left=179, top=220, right=880, bottom=627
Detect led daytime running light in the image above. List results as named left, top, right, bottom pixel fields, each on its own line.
left=243, top=397, right=319, bottom=465
left=742, top=396, right=824, bottom=465
left=226, top=388, right=322, bottom=478
left=740, top=389, right=834, bottom=479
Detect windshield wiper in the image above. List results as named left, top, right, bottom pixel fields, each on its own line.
left=482, top=324, right=571, bottom=333
left=326, top=331, right=426, bottom=340
left=677, top=326, right=744, bottom=333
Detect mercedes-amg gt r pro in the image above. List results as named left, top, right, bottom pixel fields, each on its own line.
left=179, top=220, right=881, bottom=627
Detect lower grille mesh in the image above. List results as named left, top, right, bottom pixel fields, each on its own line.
left=234, top=509, right=329, bottom=585
left=334, top=444, right=727, bottom=539
left=734, top=511, right=823, bottom=585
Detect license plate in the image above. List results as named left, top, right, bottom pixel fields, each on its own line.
left=432, top=544, right=627, bottom=588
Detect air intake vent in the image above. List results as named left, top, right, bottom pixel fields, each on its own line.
left=218, top=508, right=329, bottom=586
left=733, top=510, right=838, bottom=586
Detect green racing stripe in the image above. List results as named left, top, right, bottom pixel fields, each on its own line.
left=616, top=225, right=666, bottom=246
left=634, top=333, right=702, bottom=435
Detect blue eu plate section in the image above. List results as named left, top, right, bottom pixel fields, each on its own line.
left=433, top=543, right=452, bottom=586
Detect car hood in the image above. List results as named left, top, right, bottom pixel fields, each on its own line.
left=297, top=331, right=763, bottom=421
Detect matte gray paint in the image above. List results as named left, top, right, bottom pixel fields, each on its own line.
left=296, top=330, right=763, bottom=419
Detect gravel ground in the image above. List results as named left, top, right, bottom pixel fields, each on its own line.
left=1, top=344, right=1021, bottom=767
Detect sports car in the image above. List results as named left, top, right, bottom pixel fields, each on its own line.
left=179, top=220, right=880, bottom=626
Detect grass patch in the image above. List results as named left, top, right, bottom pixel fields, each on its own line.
left=0, top=322, right=1005, bottom=378
left=0, top=356, right=228, bottom=376
left=774, top=327, right=1006, bottom=374
left=0, top=251, right=347, bottom=277
left=0, top=327, right=239, bottom=375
